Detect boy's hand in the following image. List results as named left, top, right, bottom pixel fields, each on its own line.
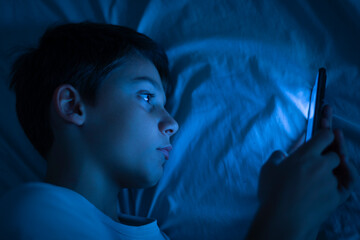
left=255, top=105, right=359, bottom=239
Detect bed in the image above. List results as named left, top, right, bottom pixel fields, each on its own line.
left=0, top=0, right=359, bottom=239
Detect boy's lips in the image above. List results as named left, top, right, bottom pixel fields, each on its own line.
left=157, top=145, right=172, bottom=160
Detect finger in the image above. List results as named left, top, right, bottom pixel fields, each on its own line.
left=322, top=129, right=347, bottom=156
left=321, top=151, right=341, bottom=170
left=336, top=158, right=360, bottom=205
left=320, top=105, right=333, bottom=129
left=336, top=158, right=354, bottom=204
left=303, top=129, right=335, bottom=155
left=334, top=129, right=347, bottom=156
left=335, top=156, right=360, bottom=191
left=259, top=150, right=288, bottom=202
left=265, top=150, right=288, bottom=166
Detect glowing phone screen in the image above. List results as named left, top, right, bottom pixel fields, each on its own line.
left=305, top=68, right=326, bottom=142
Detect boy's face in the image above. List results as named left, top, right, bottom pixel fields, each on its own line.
left=83, top=55, right=179, bottom=188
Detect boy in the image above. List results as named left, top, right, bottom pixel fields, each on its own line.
left=2, top=22, right=178, bottom=240
left=1, top=22, right=358, bottom=239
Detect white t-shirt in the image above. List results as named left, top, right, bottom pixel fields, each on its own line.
left=0, top=182, right=170, bottom=240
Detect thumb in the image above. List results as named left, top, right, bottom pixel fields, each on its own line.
left=266, top=150, right=288, bottom=166
left=258, top=150, right=288, bottom=203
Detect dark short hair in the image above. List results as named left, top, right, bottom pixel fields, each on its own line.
left=9, top=22, right=170, bottom=159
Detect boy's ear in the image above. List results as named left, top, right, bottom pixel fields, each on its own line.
left=52, top=84, right=86, bottom=126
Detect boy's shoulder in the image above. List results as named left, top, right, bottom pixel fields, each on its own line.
left=0, top=182, right=109, bottom=239
left=1, top=181, right=71, bottom=203
left=0, top=182, right=92, bottom=215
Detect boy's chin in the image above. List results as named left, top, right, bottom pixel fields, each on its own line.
left=141, top=175, right=162, bottom=189
left=124, top=172, right=163, bottom=189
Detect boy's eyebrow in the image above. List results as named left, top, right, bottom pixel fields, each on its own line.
left=132, top=76, right=162, bottom=91
left=131, top=76, right=166, bottom=105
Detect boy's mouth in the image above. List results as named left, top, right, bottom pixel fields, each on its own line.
left=157, top=148, right=170, bottom=160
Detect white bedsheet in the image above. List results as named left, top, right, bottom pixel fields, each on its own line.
left=0, top=0, right=359, bottom=239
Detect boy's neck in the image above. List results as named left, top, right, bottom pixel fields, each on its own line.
left=45, top=150, right=120, bottom=223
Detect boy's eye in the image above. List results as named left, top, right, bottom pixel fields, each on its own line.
left=139, top=92, right=155, bottom=104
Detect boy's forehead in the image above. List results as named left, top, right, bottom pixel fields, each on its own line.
left=105, top=57, right=167, bottom=103
left=112, top=56, right=159, bottom=78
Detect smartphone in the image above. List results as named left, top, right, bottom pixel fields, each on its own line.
left=305, top=68, right=327, bottom=142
